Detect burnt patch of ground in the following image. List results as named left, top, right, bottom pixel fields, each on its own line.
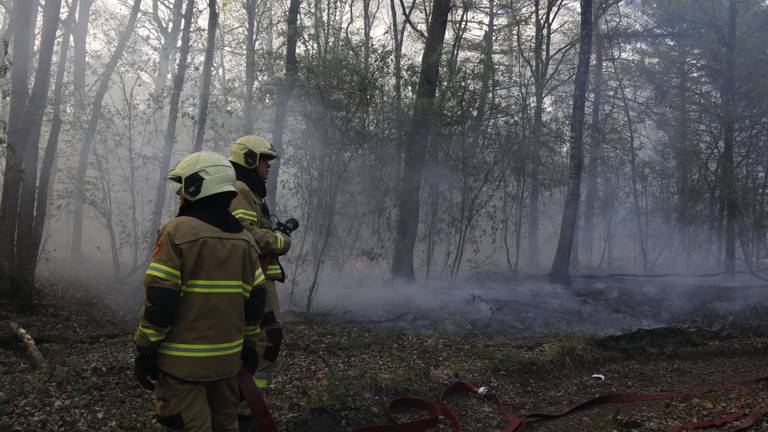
left=3, top=282, right=768, bottom=431
left=304, top=273, right=768, bottom=337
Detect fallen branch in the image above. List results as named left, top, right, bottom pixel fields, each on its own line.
left=8, top=321, right=48, bottom=369
left=0, top=331, right=128, bottom=345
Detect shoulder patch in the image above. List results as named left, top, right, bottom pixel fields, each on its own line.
left=152, top=237, right=164, bottom=257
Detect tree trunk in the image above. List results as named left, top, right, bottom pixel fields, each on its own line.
left=388, top=0, right=403, bottom=112
left=549, top=0, right=592, bottom=283
left=71, top=0, right=142, bottom=259
left=722, top=0, right=737, bottom=275
left=527, top=0, right=545, bottom=270
left=268, top=0, right=301, bottom=206
left=0, top=0, right=37, bottom=294
left=192, top=0, right=218, bottom=152
left=470, top=0, right=494, bottom=146
left=153, top=0, right=184, bottom=104
left=69, top=0, right=93, bottom=257
left=33, top=0, right=79, bottom=267
left=147, top=0, right=195, bottom=248
left=391, top=0, right=452, bottom=281
left=72, top=0, right=93, bottom=118
left=243, top=0, right=257, bottom=133
left=582, top=5, right=603, bottom=268
left=15, top=0, right=64, bottom=288
left=619, top=80, right=647, bottom=273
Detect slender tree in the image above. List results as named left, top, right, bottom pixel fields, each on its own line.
left=721, top=0, right=737, bottom=274
left=192, top=0, right=218, bottom=152
left=268, top=0, right=301, bottom=205
left=549, top=0, right=593, bottom=283
left=14, top=0, right=64, bottom=289
left=148, top=0, right=195, bottom=246
left=33, top=0, right=80, bottom=266
left=0, top=0, right=37, bottom=293
left=391, top=0, right=453, bottom=281
left=582, top=1, right=604, bottom=267
left=70, top=0, right=143, bottom=258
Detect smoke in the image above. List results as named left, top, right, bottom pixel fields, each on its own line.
left=284, top=269, right=768, bottom=336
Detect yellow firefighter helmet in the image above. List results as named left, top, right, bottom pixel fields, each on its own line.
left=229, top=135, right=279, bottom=168
left=167, top=151, right=236, bottom=201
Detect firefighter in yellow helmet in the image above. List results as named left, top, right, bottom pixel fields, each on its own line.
left=134, top=151, right=267, bottom=432
left=228, top=136, right=291, bottom=396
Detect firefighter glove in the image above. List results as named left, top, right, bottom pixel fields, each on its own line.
left=134, top=347, right=158, bottom=391
left=241, top=346, right=259, bottom=373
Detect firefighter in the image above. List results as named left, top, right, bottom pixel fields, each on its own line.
left=134, top=151, right=267, bottom=432
left=228, top=135, right=291, bottom=394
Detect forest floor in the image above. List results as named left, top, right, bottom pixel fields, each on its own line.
left=3, top=280, right=768, bottom=431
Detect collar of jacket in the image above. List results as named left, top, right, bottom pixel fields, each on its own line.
left=232, top=161, right=267, bottom=199
left=177, top=192, right=243, bottom=233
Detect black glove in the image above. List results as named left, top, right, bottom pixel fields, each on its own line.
left=134, top=347, right=158, bottom=391
left=244, top=287, right=267, bottom=324
left=241, top=346, right=259, bottom=374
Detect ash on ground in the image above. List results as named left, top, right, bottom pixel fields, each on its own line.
left=285, top=272, right=768, bottom=336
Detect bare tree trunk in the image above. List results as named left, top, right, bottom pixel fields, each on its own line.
left=15, top=0, right=64, bottom=289
left=582, top=5, right=603, bottom=268
left=148, top=0, right=194, bottom=248
left=391, top=0, right=452, bottom=281
left=243, top=0, right=257, bottom=133
left=674, top=54, right=690, bottom=228
left=423, top=5, right=468, bottom=279
left=619, top=80, right=647, bottom=273
left=470, top=0, right=494, bottom=146
left=68, top=0, right=93, bottom=258
left=192, top=0, right=218, bottom=152
left=527, top=0, right=545, bottom=270
left=549, top=0, right=592, bottom=283
left=722, top=0, right=737, bottom=275
left=0, top=0, right=37, bottom=294
left=33, top=0, right=79, bottom=266
left=268, top=0, right=301, bottom=206
left=388, top=0, right=403, bottom=111
left=71, top=0, right=142, bottom=259
left=72, top=0, right=93, bottom=117
left=153, top=0, right=184, bottom=103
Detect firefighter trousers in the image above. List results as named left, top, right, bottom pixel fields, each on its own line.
left=253, top=280, right=283, bottom=390
left=154, top=371, right=239, bottom=432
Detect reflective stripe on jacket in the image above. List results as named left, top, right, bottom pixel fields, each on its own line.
left=230, top=180, right=291, bottom=282
left=134, top=216, right=264, bottom=381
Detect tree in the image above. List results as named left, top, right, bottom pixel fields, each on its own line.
left=192, top=0, right=218, bottom=152
left=517, top=0, right=572, bottom=269
left=549, top=0, right=592, bottom=283
left=721, top=0, right=737, bottom=274
left=148, top=0, right=195, bottom=245
left=581, top=0, right=605, bottom=267
left=391, top=0, right=452, bottom=281
left=34, top=0, right=81, bottom=266
left=70, top=0, right=143, bottom=259
left=0, top=0, right=37, bottom=290
left=268, top=0, right=301, bottom=205
left=0, top=0, right=63, bottom=295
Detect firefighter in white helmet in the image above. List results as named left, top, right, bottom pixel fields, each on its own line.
left=228, top=136, right=291, bottom=399
left=134, top=151, right=267, bottom=431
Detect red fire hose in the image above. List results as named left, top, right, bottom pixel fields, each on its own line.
left=353, top=377, right=768, bottom=432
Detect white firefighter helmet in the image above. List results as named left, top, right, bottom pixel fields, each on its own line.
left=167, top=151, right=236, bottom=201
left=229, top=135, right=279, bottom=168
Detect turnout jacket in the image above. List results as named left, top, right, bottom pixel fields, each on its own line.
left=134, top=216, right=266, bottom=381
left=230, top=180, right=291, bottom=281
